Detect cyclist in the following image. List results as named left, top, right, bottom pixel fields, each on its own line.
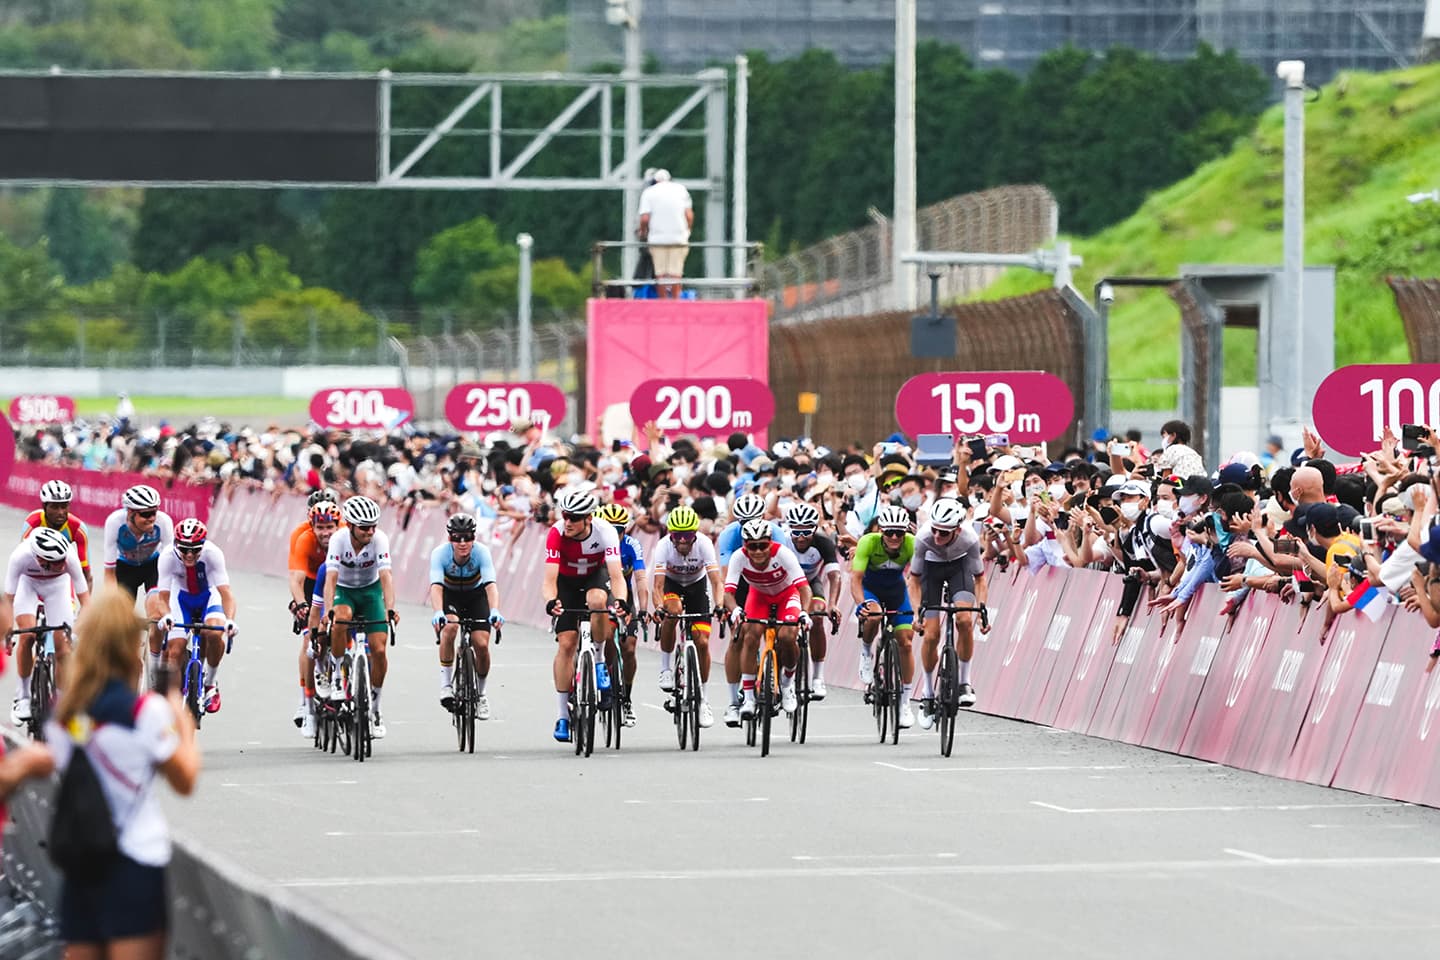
left=102, top=485, right=175, bottom=683
left=541, top=487, right=629, bottom=743
left=155, top=519, right=236, bottom=715
left=783, top=502, right=841, bottom=700
left=4, top=528, right=89, bottom=725
left=908, top=497, right=988, bottom=725
left=289, top=496, right=342, bottom=732
left=851, top=504, right=918, bottom=728
left=598, top=502, right=648, bottom=728
left=648, top=505, right=721, bottom=728
left=429, top=513, right=503, bottom=720
left=321, top=496, right=399, bottom=739
left=722, top=518, right=812, bottom=720
left=715, top=493, right=792, bottom=726
left=23, top=480, right=93, bottom=591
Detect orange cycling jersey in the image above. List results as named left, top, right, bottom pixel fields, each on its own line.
left=24, top=510, right=90, bottom=569
left=288, top=521, right=329, bottom=580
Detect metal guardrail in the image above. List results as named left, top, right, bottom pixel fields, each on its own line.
left=0, top=730, right=409, bottom=960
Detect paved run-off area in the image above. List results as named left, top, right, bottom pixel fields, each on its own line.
left=18, top=505, right=1434, bottom=959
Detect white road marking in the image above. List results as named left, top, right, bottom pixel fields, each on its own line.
left=791, top=852, right=958, bottom=861
left=1308, top=823, right=1419, bottom=829
left=222, top=780, right=359, bottom=788
left=277, top=854, right=1440, bottom=888
left=874, top=880, right=1011, bottom=932
left=877, top=761, right=1209, bottom=773
left=624, top=797, right=768, bottom=805
left=1224, top=848, right=1281, bottom=864
left=1032, top=800, right=1405, bottom=814
left=325, top=828, right=483, bottom=838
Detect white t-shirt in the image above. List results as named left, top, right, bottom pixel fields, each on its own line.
left=5, top=539, right=87, bottom=595
left=651, top=534, right=719, bottom=586
left=326, top=528, right=392, bottom=589
left=638, top=180, right=693, bottom=245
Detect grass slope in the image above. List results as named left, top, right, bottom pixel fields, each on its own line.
left=976, top=61, right=1440, bottom=409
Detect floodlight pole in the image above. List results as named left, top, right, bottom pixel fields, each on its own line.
left=1278, top=59, right=1306, bottom=430
left=893, top=0, right=918, bottom=311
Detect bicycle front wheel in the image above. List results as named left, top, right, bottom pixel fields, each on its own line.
left=874, top=637, right=890, bottom=744
left=937, top=643, right=959, bottom=758
left=577, top=649, right=597, bottom=758
left=685, top=640, right=701, bottom=752
left=30, top=659, right=51, bottom=741
left=759, top=652, right=775, bottom=758
left=185, top=659, right=204, bottom=731
left=884, top=633, right=901, bottom=745
left=457, top=645, right=477, bottom=753
left=674, top=641, right=689, bottom=751
left=353, top=658, right=371, bottom=763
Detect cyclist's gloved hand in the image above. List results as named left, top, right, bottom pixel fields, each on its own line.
left=160, top=617, right=174, bottom=633
left=387, top=608, right=399, bottom=626
left=288, top=599, right=307, bottom=617
left=489, top=611, right=505, bottom=627
left=225, top=618, right=238, bottom=639
left=545, top=598, right=564, bottom=617
left=712, top=606, right=727, bottom=622
left=431, top=611, right=448, bottom=629
left=609, top=597, right=632, bottom=619
left=797, top=613, right=812, bottom=631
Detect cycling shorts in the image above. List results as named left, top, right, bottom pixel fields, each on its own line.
left=859, top=580, right=914, bottom=628
left=743, top=585, right=803, bottom=623
left=169, top=590, right=225, bottom=640
left=662, top=576, right=711, bottom=617
left=554, top=569, right=611, bottom=634
left=333, top=581, right=387, bottom=631
left=13, top=578, right=76, bottom=630
left=919, top=560, right=977, bottom=620
left=442, top=587, right=492, bottom=630
left=115, top=556, right=160, bottom=598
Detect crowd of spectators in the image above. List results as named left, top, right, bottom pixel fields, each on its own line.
left=13, top=406, right=1440, bottom=658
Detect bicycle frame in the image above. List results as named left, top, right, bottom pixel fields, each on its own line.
left=553, top=607, right=621, bottom=757
left=858, top=608, right=908, bottom=745
left=920, top=588, right=989, bottom=757
left=658, top=611, right=710, bottom=752
left=331, top=617, right=394, bottom=762
left=738, top=608, right=800, bottom=758
left=6, top=606, right=71, bottom=741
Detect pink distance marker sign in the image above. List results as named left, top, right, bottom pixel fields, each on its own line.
left=629, top=378, right=775, bottom=437
left=1312, top=364, right=1440, bottom=457
left=9, top=395, right=76, bottom=425
left=308, top=387, right=415, bottom=430
left=444, top=382, right=567, bottom=433
left=894, top=371, right=1074, bottom=443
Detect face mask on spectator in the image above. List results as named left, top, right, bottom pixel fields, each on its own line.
left=903, top=493, right=923, bottom=510
left=1161, top=434, right=1173, bottom=450
left=1179, top=494, right=1201, bottom=515
left=777, top=496, right=795, bottom=513
left=969, top=492, right=986, bottom=507
left=1119, top=501, right=1142, bottom=521
left=482, top=479, right=496, bottom=494
left=1010, top=480, right=1024, bottom=498
left=1048, top=483, right=1068, bottom=500
left=940, top=484, right=957, bottom=498
left=674, top=465, right=692, bottom=482
left=1025, top=481, right=1045, bottom=498
left=847, top=473, right=868, bottom=493
left=602, top=469, right=621, bottom=485
left=1154, top=498, right=1177, bottom=518
left=779, top=473, right=795, bottom=488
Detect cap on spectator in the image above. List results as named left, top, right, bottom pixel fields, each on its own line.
left=1178, top=475, right=1213, bottom=498
left=937, top=468, right=959, bottom=484
left=1043, top=462, right=1068, bottom=474
left=879, top=462, right=909, bottom=481
left=751, top=456, right=775, bottom=475
left=1266, top=434, right=1285, bottom=449
left=512, top=417, right=535, bottom=433
left=988, top=454, right=1023, bottom=473
left=1380, top=496, right=1406, bottom=516
left=1216, top=463, right=1253, bottom=488
left=649, top=460, right=673, bottom=480
left=1117, top=480, right=1150, bottom=498
left=653, top=169, right=671, bottom=182
left=771, top=440, right=794, bottom=458
left=1290, top=448, right=1308, bottom=467
left=1347, top=554, right=1369, bottom=580
left=1284, top=500, right=1315, bottom=538
left=1304, top=502, right=1341, bottom=536
left=1420, top=527, right=1440, bottom=565
left=1336, top=503, right=1361, bottom=533
left=1091, top=428, right=1109, bottom=442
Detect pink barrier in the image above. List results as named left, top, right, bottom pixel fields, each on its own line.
left=1137, top=589, right=1227, bottom=753
left=1024, top=571, right=1125, bottom=726
left=1, top=460, right=213, bottom=527
left=1371, top=658, right=1440, bottom=807
left=1180, top=592, right=1279, bottom=762
left=976, top=568, right=1058, bottom=717
left=1330, top=608, right=1426, bottom=799
left=1284, top=611, right=1386, bottom=787
left=1088, top=599, right=1179, bottom=742
left=1050, top=578, right=1127, bottom=733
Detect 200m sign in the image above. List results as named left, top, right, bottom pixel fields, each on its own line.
left=629, top=379, right=774, bottom=437
left=893, top=372, right=1073, bottom=443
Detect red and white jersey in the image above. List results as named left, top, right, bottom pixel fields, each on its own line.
left=724, top=542, right=807, bottom=598
left=545, top=519, right=620, bottom=578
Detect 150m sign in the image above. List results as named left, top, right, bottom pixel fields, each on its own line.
left=629, top=379, right=774, bottom=436
left=893, top=372, right=1073, bottom=443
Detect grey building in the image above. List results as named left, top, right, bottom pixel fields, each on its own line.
left=569, top=0, right=1427, bottom=87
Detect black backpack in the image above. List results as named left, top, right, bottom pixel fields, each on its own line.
left=48, top=736, right=120, bottom=884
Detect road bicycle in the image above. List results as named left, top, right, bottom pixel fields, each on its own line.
left=436, top=614, right=500, bottom=755
left=657, top=610, right=711, bottom=752
left=922, top=587, right=988, bottom=758
left=552, top=607, right=621, bottom=758
left=737, top=605, right=800, bottom=758
left=859, top=607, right=906, bottom=746
left=162, top=618, right=232, bottom=731
left=790, top=609, right=840, bottom=745
left=330, top=616, right=395, bottom=763
left=5, top=603, right=71, bottom=741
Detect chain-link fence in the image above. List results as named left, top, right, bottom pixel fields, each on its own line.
left=759, top=185, right=1059, bottom=324
left=1390, top=277, right=1440, bottom=363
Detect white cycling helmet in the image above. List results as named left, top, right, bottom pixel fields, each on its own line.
left=341, top=495, right=381, bottom=526
left=122, top=484, right=161, bottom=511
left=877, top=504, right=911, bottom=531
left=29, top=527, right=70, bottom=562
left=785, top=503, right=820, bottom=530
left=733, top=493, right=766, bottom=521
left=740, top=517, right=773, bottom=543
left=40, top=480, right=73, bottom=504
left=558, top=487, right=599, bottom=517
left=929, top=498, right=965, bottom=532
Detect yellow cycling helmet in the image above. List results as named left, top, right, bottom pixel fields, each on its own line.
left=667, top=505, right=699, bottom=532
left=597, top=503, right=631, bottom=528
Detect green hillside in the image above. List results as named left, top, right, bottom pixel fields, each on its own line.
left=977, top=61, right=1440, bottom=409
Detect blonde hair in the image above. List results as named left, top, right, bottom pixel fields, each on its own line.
left=56, top=591, right=146, bottom=727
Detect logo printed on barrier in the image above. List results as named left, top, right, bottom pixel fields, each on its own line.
left=1116, top=625, right=1145, bottom=665
left=1419, top=669, right=1440, bottom=741
left=1002, top=590, right=1039, bottom=666
left=1364, top=662, right=1405, bottom=708
left=1043, top=614, right=1072, bottom=652
left=1225, top=616, right=1269, bottom=708
left=1190, top=635, right=1221, bottom=677
left=1149, top=623, right=1180, bottom=694
left=1311, top=628, right=1355, bottom=725
left=1074, top=614, right=1107, bottom=681
left=1272, top=649, right=1304, bottom=693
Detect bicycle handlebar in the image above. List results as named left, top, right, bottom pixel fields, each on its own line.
left=433, top=619, right=503, bottom=645
left=5, top=624, right=72, bottom=637
left=330, top=617, right=398, bottom=646
left=918, top=603, right=990, bottom=631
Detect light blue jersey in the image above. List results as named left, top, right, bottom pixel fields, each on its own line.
left=429, top=541, right=497, bottom=591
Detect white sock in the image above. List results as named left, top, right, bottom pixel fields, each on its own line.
left=557, top=691, right=571, bottom=719
left=728, top=681, right=741, bottom=704
left=298, top=689, right=309, bottom=708
left=660, top=651, right=673, bottom=672
left=861, top=641, right=873, bottom=660
left=922, top=670, right=935, bottom=698
left=813, top=660, right=825, bottom=681
left=959, top=660, right=972, bottom=685
left=204, top=663, right=220, bottom=686
left=440, top=665, right=453, bottom=687
left=371, top=686, right=382, bottom=711
left=476, top=675, right=487, bottom=696
left=147, top=653, right=162, bottom=677
left=902, top=682, right=913, bottom=702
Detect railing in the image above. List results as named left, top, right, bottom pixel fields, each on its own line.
left=589, top=241, right=765, bottom=299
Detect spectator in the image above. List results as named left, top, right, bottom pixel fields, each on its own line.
left=1150, top=419, right=1205, bottom=479
left=636, top=169, right=693, bottom=299
left=48, top=590, right=200, bottom=960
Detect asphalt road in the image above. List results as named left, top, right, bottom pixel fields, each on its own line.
left=10, top=506, right=1440, bottom=959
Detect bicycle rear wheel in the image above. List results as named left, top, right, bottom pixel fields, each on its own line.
left=759, top=651, right=775, bottom=757
left=883, top=633, right=901, bottom=745
left=791, top=639, right=809, bottom=743
left=684, top=641, right=701, bottom=752
left=29, top=659, right=51, bottom=741
left=937, top=643, right=959, bottom=758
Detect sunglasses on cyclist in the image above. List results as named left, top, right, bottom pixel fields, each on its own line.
left=881, top=529, right=906, bottom=538
left=133, top=509, right=157, bottom=519
left=791, top=527, right=815, bottom=538
left=450, top=534, right=475, bottom=543
left=670, top=532, right=696, bottom=543
left=38, top=558, right=65, bottom=570
left=352, top=524, right=376, bottom=533
left=933, top=527, right=957, bottom=538
left=744, top=540, right=771, bottom=551
left=563, top=511, right=588, bottom=522
left=177, top=545, right=203, bottom=556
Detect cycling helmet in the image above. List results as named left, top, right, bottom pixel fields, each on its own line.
left=597, top=503, right=631, bottom=528
left=29, top=527, right=70, bottom=563
left=122, top=484, right=161, bottom=511
left=558, top=487, right=598, bottom=517
left=929, top=498, right=965, bottom=531
left=308, top=501, right=341, bottom=525
left=785, top=503, right=820, bottom=530
left=175, top=518, right=208, bottom=548
left=733, top=493, right=766, bottom=522
left=877, top=504, right=911, bottom=531
left=446, top=513, right=478, bottom=537
left=342, top=495, right=381, bottom=526
left=307, top=488, right=338, bottom=509
left=740, top=518, right=773, bottom=543
left=40, top=480, right=73, bottom=504
left=667, top=505, right=699, bottom=532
